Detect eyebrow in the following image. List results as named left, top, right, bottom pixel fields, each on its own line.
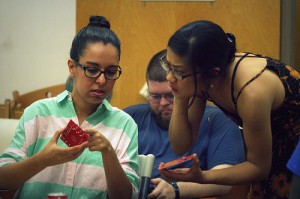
left=165, top=59, right=185, bottom=69
left=84, top=61, right=100, bottom=67
left=84, top=61, right=119, bottom=69
left=148, top=92, right=173, bottom=95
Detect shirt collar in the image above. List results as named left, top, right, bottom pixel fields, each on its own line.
left=56, top=90, right=113, bottom=112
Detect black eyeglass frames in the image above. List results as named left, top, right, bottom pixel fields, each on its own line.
left=73, top=59, right=122, bottom=80
left=160, top=54, right=201, bottom=80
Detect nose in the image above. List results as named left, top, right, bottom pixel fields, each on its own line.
left=166, top=71, right=176, bottom=82
left=159, top=96, right=171, bottom=106
left=96, top=72, right=106, bottom=84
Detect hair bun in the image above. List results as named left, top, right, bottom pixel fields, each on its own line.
left=88, top=16, right=110, bottom=29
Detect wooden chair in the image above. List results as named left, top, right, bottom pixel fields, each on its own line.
left=11, top=84, right=65, bottom=119
left=0, top=99, right=11, bottom=118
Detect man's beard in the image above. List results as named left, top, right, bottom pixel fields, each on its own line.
left=152, top=111, right=170, bottom=130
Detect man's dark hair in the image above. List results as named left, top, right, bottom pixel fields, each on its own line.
left=146, top=49, right=167, bottom=83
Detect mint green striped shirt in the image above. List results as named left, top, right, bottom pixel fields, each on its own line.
left=0, top=91, right=140, bottom=198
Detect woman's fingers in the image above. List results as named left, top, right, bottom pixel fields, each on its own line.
left=52, top=128, right=64, bottom=143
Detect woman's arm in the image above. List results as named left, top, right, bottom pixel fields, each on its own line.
left=169, top=96, right=206, bottom=155
left=102, top=149, right=133, bottom=199
left=179, top=164, right=233, bottom=198
left=161, top=107, right=272, bottom=186
left=198, top=83, right=272, bottom=184
left=202, top=82, right=274, bottom=184
left=0, top=153, right=48, bottom=189
left=202, top=65, right=286, bottom=185
left=0, top=130, right=87, bottom=189
left=162, top=81, right=275, bottom=185
left=85, top=129, right=133, bottom=199
left=150, top=165, right=233, bottom=199
left=148, top=178, right=231, bottom=199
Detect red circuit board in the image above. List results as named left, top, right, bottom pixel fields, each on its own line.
left=60, top=120, right=89, bottom=147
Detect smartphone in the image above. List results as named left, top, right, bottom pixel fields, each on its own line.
left=159, top=155, right=194, bottom=170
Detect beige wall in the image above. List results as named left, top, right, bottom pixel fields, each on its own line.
left=77, top=0, right=280, bottom=109
left=0, top=0, right=75, bottom=103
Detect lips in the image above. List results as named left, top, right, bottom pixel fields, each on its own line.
left=161, top=109, right=172, bottom=115
left=169, top=84, right=177, bottom=92
left=170, top=87, right=177, bottom=92
left=91, top=89, right=105, bottom=97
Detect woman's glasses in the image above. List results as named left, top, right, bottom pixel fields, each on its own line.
left=160, top=54, right=201, bottom=80
left=73, top=60, right=122, bottom=80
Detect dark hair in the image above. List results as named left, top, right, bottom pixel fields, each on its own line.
left=146, top=49, right=167, bottom=83
left=70, top=16, right=121, bottom=62
left=168, top=20, right=236, bottom=79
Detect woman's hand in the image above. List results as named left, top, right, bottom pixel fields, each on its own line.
left=85, top=129, right=112, bottom=153
left=148, top=178, right=176, bottom=199
left=159, top=154, right=203, bottom=183
left=36, top=129, right=88, bottom=167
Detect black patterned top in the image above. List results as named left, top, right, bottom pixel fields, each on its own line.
left=209, top=52, right=300, bottom=199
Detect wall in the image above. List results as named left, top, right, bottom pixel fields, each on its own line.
left=77, top=0, right=280, bottom=109
left=0, top=0, right=76, bottom=103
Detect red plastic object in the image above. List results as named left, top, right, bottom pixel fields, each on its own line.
left=60, top=120, right=89, bottom=147
left=47, top=192, right=68, bottom=199
left=160, top=155, right=194, bottom=169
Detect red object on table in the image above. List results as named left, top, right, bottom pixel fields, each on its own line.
left=160, top=154, right=194, bottom=169
left=60, top=120, right=89, bottom=147
left=47, top=192, right=68, bottom=199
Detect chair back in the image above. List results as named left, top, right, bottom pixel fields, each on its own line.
left=11, top=84, right=65, bottom=119
left=0, top=99, right=11, bottom=118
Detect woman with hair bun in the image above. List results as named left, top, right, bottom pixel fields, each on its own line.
left=159, top=20, right=300, bottom=199
left=0, top=16, right=139, bottom=199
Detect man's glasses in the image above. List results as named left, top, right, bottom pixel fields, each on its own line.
left=160, top=54, right=201, bottom=80
left=148, top=92, right=174, bottom=103
left=73, top=60, right=122, bottom=80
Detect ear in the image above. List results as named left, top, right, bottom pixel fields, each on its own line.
left=68, top=59, right=76, bottom=77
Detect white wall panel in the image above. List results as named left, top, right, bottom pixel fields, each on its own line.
left=0, top=0, right=75, bottom=102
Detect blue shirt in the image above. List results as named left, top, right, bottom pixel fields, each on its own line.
left=287, top=137, right=300, bottom=176
left=124, top=104, right=245, bottom=179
